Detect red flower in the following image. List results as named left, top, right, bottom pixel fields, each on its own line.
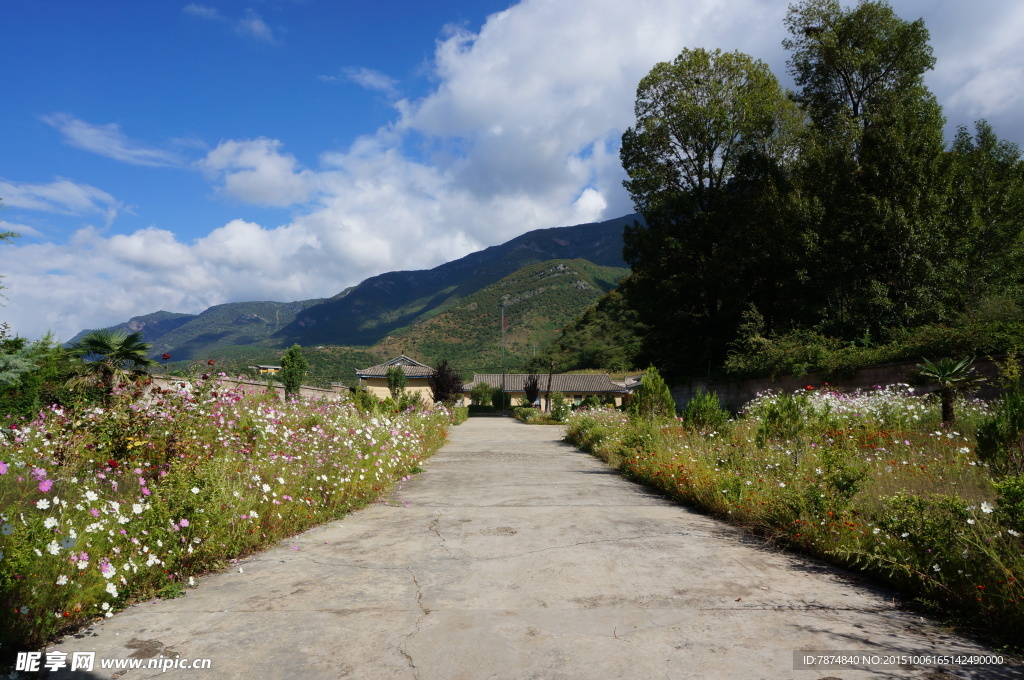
left=207, top=359, right=215, bottom=366
left=107, top=459, right=119, bottom=468
left=162, top=353, right=171, bottom=361
left=805, top=385, right=814, bottom=390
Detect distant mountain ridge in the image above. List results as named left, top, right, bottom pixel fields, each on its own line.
left=69, top=213, right=639, bottom=362
left=273, top=213, right=636, bottom=346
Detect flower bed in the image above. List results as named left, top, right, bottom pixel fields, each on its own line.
left=0, top=377, right=451, bottom=652
left=566, top=386, right=1024, bottom=648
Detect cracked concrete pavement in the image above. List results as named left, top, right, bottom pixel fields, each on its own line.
left=51, top=417, right=1021, bottom=679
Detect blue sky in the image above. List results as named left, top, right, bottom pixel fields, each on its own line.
left=2, top=0, right=1023, bottom=341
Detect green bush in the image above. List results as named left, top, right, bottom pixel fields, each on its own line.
left=680, top=387, right=730, bottom=432
left=628, top=366, right=676, bottom=420
left=451, top=406, right=469, bottom=425
left=470, top=382, right=493, bottom=406
left=976, top=381, right=1024, bottom=476
left=550, top=392, right=571, bottom=422
left=754, top=391, right=808, bottom=447
left=467, top=404, right=496, bottom=414
left=513, top=406, right=539, bottom=423
left=994, top=475, right=1024, bottom=534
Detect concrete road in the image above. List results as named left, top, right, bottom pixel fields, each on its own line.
left=52, top=418, right=1020, bottom=679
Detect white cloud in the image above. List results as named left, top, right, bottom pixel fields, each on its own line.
left=198, top=138, right=317, bottom=207
left=0, top=178, right=123, bottom=225
left=41, top=113, right=185, bottom=168
left=184, top=4, right=276, bottom=43
left=331, top=67, right=400, bottom=97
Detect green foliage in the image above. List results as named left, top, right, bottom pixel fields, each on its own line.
left=754, top=391, right=808, bottom=448
left=994, top=475, right=1024, bottom=534
left=976, top=381, right=1024, bottom=477
left=428, top=359, right=463, bottom=405
left=352, top=386, right=382, bottom=415
left=66, top=329, right=156, bottom=396
left=470, top=382, right=493, bottom=406
left=490, top=386, right=512, bottom=411
left=512, top=406, right=539, bottom=423
left=279, top=344, right=308, bottom=401
left=916, top=356, right=985, bottom=425
left=628, top=367, right=676, bottom=420
left=526, top=288, right=642, bottom=374
left=386, top=366, right=407, bottom=401
left=680, top=387, right=730, bottom=432
left=451, top=406, right=469, bottom=425
left=549, top=392, right=571, bottom=422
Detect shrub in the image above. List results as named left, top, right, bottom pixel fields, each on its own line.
left=994, top=475, right=1024, bottom=534
left=451, top=406, right=469, bottom=425
left=680, top=387, right=730, bottom=432
left=627, top=366, right=676, bottom=420
left=513, top=406, right=539, bottom=423
left=428, top=359, right=463, bottom=405
left=550, top=392, right=571, bottom=422
left=470, top=382, right=493, bottom=406
left=976, top=381, right=1024, bottom=476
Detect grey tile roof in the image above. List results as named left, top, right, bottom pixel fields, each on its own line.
left=463, top=373, right=627, bottom=394
left=355, top=355, right=435, bottom=379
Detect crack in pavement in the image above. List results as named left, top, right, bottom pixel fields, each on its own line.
left=399, top=567, right=429, bottom=680
left=429, top=513, right=458, bottom=560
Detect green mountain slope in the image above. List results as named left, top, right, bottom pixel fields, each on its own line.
left=272, top=214, right=636, bottom=347
left=373, top=259, right=629, bottom=374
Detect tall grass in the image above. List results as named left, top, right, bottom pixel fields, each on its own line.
left=566, top=385, right=1024, bottom=649
left=0, top=375, right=452, bottom=654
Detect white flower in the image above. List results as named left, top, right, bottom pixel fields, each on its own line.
left=106, top=582, right=118, bottom=597
left=36, top=499, right=51, bottom=510
left=778, top=482, right=786, bottom=488
left=873, top=528, right=881, bottom=535
left=901, top=532, right=910, bottom=538
left=56, top=575, right=68, bottom=585
left=100, top=602, right=110, bottom=611
left=188, top=576, right=196, bottom=587
left=932, top=564, right=940, bottom=572
left=84, top=490, right=98, bottom=502
left=261, top=484, right=271, bottom=492
left=43, top=517, right=58, bottom=529
left=1008, top=529, right=1021, bottom=537
left=250, top=511, right=259, bottom=519
left=980, top=501, right=994, bottom=514
left=47, top=540, right=61, bottom=555
left=132, top=504, right=144, bottom=515
left=967, top=518, right=975, bottom=525
left=191, top=487, right=200, bottom=494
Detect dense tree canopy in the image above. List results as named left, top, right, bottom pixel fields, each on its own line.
left=618, top=0, right=1024, bottom=381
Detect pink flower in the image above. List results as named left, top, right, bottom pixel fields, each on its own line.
left=179, top=519, right=189, bottom=528
left=38, top=479, right=53, bottom=493
left=89, top=508, right=100, bottom=518
left=0, top=461, right=8, bottom=475
left=141, top=487, right=151, bottom=496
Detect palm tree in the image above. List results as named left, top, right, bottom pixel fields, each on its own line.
left=66, top=329, right=156, bottom=394
left=916, top=356, right=985, bottom=425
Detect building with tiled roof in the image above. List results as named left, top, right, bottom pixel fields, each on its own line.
left=463, top=373, right=629, bottom=409
left=355, top=355, right=436, bottom=404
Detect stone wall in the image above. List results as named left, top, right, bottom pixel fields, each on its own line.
left=150, top=375, right=346, bottom=401
left=672, top=356, right=1005, bottom=412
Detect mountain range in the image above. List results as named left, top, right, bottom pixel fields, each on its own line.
left=69, top=213, right=639, bottom=381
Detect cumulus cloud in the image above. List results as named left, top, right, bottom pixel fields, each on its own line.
left=41, top=113, right=186, bottom=167
left=6, top=0, right=1024, bottom=341
left=198, top=138, right=317, bottom=207
left=183, top=4, right=276, bottom=43
left=0, top=178, right=123, bottom=225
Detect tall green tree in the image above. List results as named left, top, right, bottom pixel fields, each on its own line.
left=620, top=47, right=802, bottom=379
left=66, top=329, right=155, bottom=394
left=942, top=121, right=1024, bottom=309
left=280, top=344, right=308, bottom=401
left=385, top=365, right=407, bottom=401
left=784, top=0, right=947, bottom=338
